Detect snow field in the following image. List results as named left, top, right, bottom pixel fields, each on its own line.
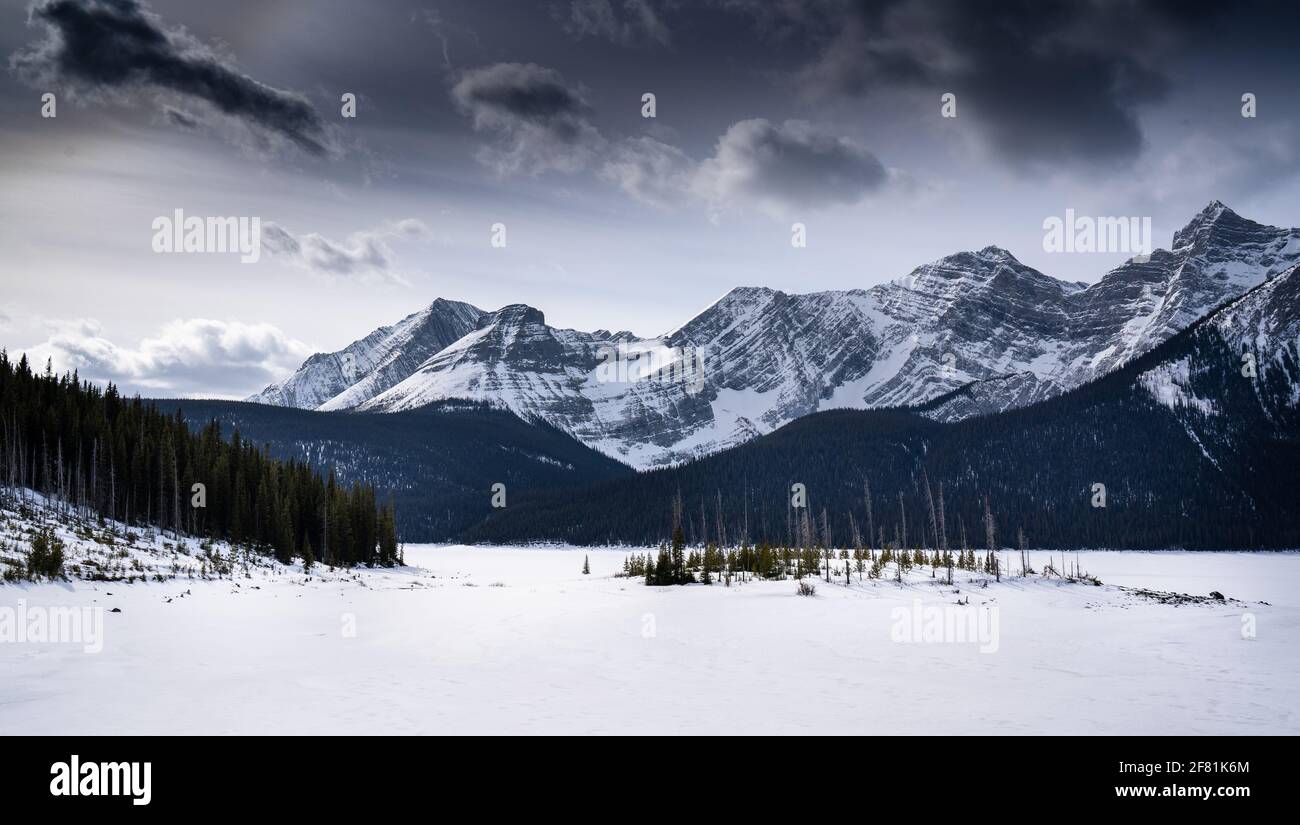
left=2, top=545, right=1296, bottom=735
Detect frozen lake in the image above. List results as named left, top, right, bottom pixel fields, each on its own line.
left=2, top=546, right=1297, bottom=735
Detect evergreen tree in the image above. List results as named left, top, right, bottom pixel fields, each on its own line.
left=26, top=528, right=65, bottom=580
left=275, top=500, right=294, bottom=565
left=0, top=353, right=397, bottom=570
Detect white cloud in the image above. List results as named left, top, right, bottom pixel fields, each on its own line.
left=21, top=317, right=312, bottom=399
left=262, top=219, right=428, bottom=285
left=599, top=136, right=696, bottom=207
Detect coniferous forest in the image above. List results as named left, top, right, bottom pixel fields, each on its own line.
left=0, top=351, right=400, bottom=567
left=161, top=398, right=632, bottom=541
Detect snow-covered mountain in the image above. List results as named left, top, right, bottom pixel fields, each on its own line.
left=249, top=202, right=1300, bottom=468
left=248, top=298, right=484, bottom=409
left=917, top=202, right=1300, bottom=422
left=1138, top=256, right=1300, bottom=433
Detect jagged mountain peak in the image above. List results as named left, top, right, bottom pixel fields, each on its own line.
left=889, top=245, right=1050, bottom=302
left=975, top=244, right=1019, bottom=260
left=1190, top=198, right=1234, bottom=222
left=699, top=285, right=781, bottom=315
left=250, top=297, right=485, bottom=411
left=428, top=296, right=475, bottom=312
left=917, top=245, right=1028, bottom=276
left=254, top=203, right=1300, bottom=470
left=1172, top=199, right=1259, bottom=249
left=664, top=286, right=780, bottom=340
left=485, top=303, right=546, bottom=327
left=719, top=285, right=781, bottom=301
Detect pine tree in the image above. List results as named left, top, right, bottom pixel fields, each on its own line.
left=582, top=554, right=590, bottom=575
left=274, top=500, right=294, bottom=566
left=26, top=528, right=65, bottom=580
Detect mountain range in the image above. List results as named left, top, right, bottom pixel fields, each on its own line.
left=464, top=254, right=1300, bottom=548
left=249, top=202, right=1300, bottom=470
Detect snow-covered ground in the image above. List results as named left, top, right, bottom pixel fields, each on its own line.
left=2, top=533, right=1297, bottom=735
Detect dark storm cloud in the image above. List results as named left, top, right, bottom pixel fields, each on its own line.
left=448, top=56, right=891, bottom=213
left=10, top=0, right=332, bottom=156
left=412, top=6, right=481, bottom=70
left=717, top=0, right=1195, bottom=171
left=162, top=106, right=198, bottom=129
left=697, top=118, right=888, bottom=213
left=557, top=0, right=671, bottom=46
left=451, top=61, right=605, bottom=175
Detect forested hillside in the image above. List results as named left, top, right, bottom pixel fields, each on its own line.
left=158, top=399, right=635, bottom=541
left=0, top=353, right=398, bottom=567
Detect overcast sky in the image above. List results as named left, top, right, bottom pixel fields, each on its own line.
left=3, top=0, right=1299, bottom=398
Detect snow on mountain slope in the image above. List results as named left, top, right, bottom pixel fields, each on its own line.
left=1201, top=259, right=1300, bottom=417
left=359, top=304, right=611, bottom=413
left=1109, top=260, right=1300, bottom=492
left=248, top=298, right=484, bottom=409
left=1062, top=200, right=1300, bottom=382
left=252, top=203, right=1300, bottom=468
left=915, top=202, right=1300, bottom=422
left=1138, top=357, right=1221, bottom=416
left=357, top=305, right=723, bottom=466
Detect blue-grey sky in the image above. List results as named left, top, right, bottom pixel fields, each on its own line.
left=2, top=0, right=1299, bottom=397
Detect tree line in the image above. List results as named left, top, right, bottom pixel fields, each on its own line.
left=0, top=352, right=399, bottom=567
left=620, top=488, right=1103, bottom=587
left=622, top=485, right=1003, bottom=585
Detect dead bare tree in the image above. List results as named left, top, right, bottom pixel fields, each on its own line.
left=923, top=470, right=938, bottom=553
left=983, top=495, right=999, bottom=582
left=821, top=507, right=831, bottom=582
left=700, top=497, right=708, bottom=549
left=898, top=491, right=907, bottom=551
left=863, top=478, right=875, bottom=552
left=1018, top=526, right=1030, bottom=577
left=959, top=516, right=968, bottom=567
left=937, top=482, right=948, bottom=554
